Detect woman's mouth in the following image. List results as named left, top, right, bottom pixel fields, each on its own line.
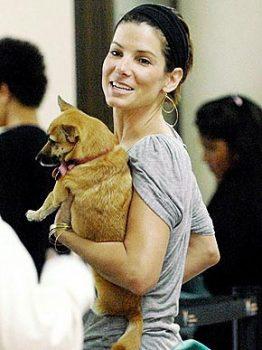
left=110, top=81, right=134, bottom=92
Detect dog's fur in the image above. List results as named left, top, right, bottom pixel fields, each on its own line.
left=26, top=97, right=143, bottom=350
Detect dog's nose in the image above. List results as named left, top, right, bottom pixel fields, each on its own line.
left=35, top=152, right=48, bottom=163
left=36, top=152, right=59, bottom=167
left=35, top=152, right=42, bottom=162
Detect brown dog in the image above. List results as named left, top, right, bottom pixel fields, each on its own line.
left=26, top=97, right=143, bottom=350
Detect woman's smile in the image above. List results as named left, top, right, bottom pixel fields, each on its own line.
left=109, top=81, right=134, bottom=94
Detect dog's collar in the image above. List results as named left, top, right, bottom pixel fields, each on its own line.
left=52, top=148, right=111, bottom=181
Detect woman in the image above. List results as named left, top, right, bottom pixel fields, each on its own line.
left=196, top=95, right=262, bottom=294
left=53, top=4, right=220, bottom=349
left=194, top=95, right=262, bottom=349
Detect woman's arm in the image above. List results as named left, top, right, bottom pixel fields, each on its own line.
left=55, top=190, right=170, bottom=296
left=183, top=232, right=220, bottom=284
left=184, top=172, right=220, bottom=283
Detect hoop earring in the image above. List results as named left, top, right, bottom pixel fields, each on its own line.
left=162, top=93, right=179, bottom=127
left=162, top=93, right=175, bottom=113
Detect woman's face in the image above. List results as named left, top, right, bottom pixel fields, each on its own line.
left=102, top=22, right=170, bottom=111
left=200, top=136, right=233, bottom=180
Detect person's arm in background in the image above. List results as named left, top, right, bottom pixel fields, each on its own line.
left=0, top=216, right=95, bottom=350
left=183, top=174, right=220, bottom=284
left=183, top=232, right=220, bottom=283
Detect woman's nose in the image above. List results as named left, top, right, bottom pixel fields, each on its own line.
left=115, top=57, right=132, bottom=75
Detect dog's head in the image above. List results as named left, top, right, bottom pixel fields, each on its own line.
left=36, top=96, right=116, bottom=167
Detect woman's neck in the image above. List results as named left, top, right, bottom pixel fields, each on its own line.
left=113, top=105, right=172, bottom=150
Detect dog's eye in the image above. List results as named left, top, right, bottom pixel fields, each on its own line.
left=48, top=138, right=56, bottom=145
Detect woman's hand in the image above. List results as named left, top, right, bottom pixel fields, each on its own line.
left=49, top=193, right=74, bottom=247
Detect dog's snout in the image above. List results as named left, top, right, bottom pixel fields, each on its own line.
left=35, top=152, right=42, bottom=162
left=36, top=152, right=59, bottom=167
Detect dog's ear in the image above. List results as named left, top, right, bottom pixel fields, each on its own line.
left=61, top=125, right=79, bottom=143
left=58, top=96, right=74, bottom=111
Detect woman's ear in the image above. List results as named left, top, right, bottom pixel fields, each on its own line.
left=163, top=68, right=183, bottom=94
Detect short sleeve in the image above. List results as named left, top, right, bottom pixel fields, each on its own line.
left=191, top=174, right=215, bottom=235
left=128, top=135, right=188, bottom=230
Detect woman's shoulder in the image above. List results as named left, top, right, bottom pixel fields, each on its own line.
left=128, top=133, right=188, bottom=162
left=128, top=133, right=192, bottom=187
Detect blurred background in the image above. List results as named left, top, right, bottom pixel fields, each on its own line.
left=1, top=0, right=261, bottom=203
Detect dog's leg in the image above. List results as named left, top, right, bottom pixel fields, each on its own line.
left=111, top=310, right=143, bottom=350
left=26, top=181, right=68, bottom=222
left=26, top=191, right=59, bottom=222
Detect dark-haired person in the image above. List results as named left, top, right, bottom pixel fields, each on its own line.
left=52, top=4, right=220, bottom=349
left=194, top=95, right=262, bottom=349
left=0, top=37, right=54, bottom=277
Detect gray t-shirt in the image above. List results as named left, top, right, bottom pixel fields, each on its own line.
left=83, top=132, right=214, bottom=350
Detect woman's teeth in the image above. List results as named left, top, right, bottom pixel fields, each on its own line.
left=111, top=82, right=133, bottom=91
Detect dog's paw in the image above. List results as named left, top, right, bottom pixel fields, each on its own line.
left=26, top=210, right=41, bottom=222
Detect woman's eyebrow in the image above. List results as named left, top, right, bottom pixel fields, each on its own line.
left=136, top=50, right=157, bottom=58
left=111, top=41, right=156, bottom=57
left=111, top=41, right=123, bottom=48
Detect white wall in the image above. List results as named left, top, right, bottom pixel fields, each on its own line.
left=0, top=0, right=76, bottom=129
left=113, top=0, right=171, bottom=23
left=179, top=0, right=262, bottom=202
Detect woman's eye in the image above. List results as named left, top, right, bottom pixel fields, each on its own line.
left=138, top=57, right=151, bottom=65
left=110, top=50, right=121, bottom=57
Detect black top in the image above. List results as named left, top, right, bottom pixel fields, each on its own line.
left=203, top=168, right=262, bottom=295
left=0, top=125, right=55, bottom=277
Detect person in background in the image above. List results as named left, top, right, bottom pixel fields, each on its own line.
left=0, top=214, right=95, bottom=350
left=0, top=36, right=94, bottom=350
left=194, top=95, right=262, bottom=349
left=52, top=4, right=220, bottom=349
left=0, top=37, right=56, bottom=277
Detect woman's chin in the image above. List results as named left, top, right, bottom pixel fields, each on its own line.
left=106, top=98, right=129, bottom=110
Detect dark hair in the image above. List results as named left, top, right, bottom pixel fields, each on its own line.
left=115, top=6, right=193, bottom=104
left=195, top=95, right=262, bottom=172
left=0, top=37, right=47, bottom=107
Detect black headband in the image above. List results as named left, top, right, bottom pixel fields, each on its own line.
left=123, top=4, right=189, bottom=72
